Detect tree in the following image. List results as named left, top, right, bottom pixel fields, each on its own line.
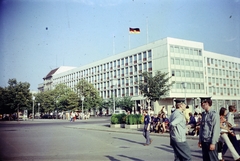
left=117, top=96, right=135, bottom=113
left=76, top=79, right=102, bottom=112
left=4, top=79, right=31, bottom=114
left=53, top=84, right=78, bottom=111
left=139, top=71, right=172, bottom=102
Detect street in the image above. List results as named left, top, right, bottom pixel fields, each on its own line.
left=0, top=117, right=235, bottom=161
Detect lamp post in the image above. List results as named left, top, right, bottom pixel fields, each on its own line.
left=32, top=96, right=35, bottom=121
left=112, top=79, right=117, bottom=114
left=38, top=103, right=40, bottom=119
left=113, top=89, right=115, bottom=114
left=81, top=96, right=85, bottom=113
left=181, top=82, right=187, bottom=104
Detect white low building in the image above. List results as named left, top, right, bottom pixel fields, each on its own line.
left=40, top=37, right=240, bottom=114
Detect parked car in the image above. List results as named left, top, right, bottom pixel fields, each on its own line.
left=113, top=110, right=126, bottom=114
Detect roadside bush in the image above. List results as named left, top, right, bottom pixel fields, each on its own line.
left=126, top=114, right=143, bottom=125
left=111, top=114, right=143, bottom=125
left=111, top=113, right=127, bottom=124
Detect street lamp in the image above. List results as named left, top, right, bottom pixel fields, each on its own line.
left=32, top=95, right=35, bottom=121
left=112, top=79, right=117, bottom=114
left=81, top=96, right=85, bottom=113
left=181, top=82, right=187, bottom=104
left=38, top=103, right=40, bottom=119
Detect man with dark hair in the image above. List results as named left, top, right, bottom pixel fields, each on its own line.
left=222, top=105, right=240, bottom=156
left=198, top=97, right=220, bottom=161
left=169, top=99, right=192, bottom=161
left=143, top=109, right=152, bottom=146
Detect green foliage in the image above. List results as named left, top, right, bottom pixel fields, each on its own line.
left=76, top=79, right=102, bottom=112
left=126, top=114, right=143, bottom=125
left=0, top=79, right=31, bottom=114
left=139, top=71, right=173, bottom=102
left=117, top=96, right=135, bottom=113
left=111, top=113, right=127, bottom=124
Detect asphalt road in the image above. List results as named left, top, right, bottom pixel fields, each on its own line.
left=0, top=117, right=236, bottom=161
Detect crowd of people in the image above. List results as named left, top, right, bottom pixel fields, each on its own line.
left=142, top=98, right=240, bottom=161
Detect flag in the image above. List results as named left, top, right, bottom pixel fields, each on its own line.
left=129, top=28, right=140, bottom=33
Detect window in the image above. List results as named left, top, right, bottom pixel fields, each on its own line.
left=198, top=50, right=202, bottom=56
left=180, top=47, right=183, bottom=54
left=190, top=60, right=194, bottom=66
left=176, top=70, right=181, bottom=77
left=143, top=52, right=146, bottom=60
left=129, top=56, right=132, bottom=63
left=184, top=48, right=189, bottom=54
left=218, top=60, right=221, bottom=66
left=186, top=71, right=190, bottom=77
left=185, top=59, right=190, bottom=66
left=172, top=70, right=175, bottom=76
left=181, top=71, right=185, bottom=77
left=125, top=57, right=128, bottom=64
left=171, top=58, right=174, bottom=64
left=195, top=60, right=199, bottom=67
left=121, top=59, right=124, bottom=65
left=148, top=50, right=152, bottom=58
left=174, top=46, right=179, bottom=53
left=143, top=63, right=147, bottom=71
left=125, top=67, right=128, bottom=74
left=207, top=58, right=210, bottom=64
left=134, top=55, right=137, bottom=61
left=170, top=46, right=174, bottom=52
left=175, top=58, right=180, bottom=65
left=138, top=53, right=142, bottom=61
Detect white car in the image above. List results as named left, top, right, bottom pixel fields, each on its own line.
left=114, top=110, right=126, bottom=114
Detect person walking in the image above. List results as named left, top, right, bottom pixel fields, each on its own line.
left=183, top=105, right=191, bottom=124
left=198, top=97, right=220, bottom=161
left=143, top=109, right=152, bottom=146
left=219, top=107, right=240, bottom=161
left=169, top=99, right=192, bottom=161
left=222, top=105, right=240, bottom=156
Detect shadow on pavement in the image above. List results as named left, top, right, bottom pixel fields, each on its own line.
left=105, top=155, right=121, bottom=161
left=118, top=155, right=144, bottom=161
left=113, top=137, right=144, bottom=145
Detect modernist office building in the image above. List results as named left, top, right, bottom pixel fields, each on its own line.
left=39, top=37, right=240, bottom=114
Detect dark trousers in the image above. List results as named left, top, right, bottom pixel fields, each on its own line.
left=201, top=142, right=218, bottom=161
left=222, top=133, right=240, bottom=155
left=143, top=130, right=151, bottom=144
left=171, top=139, right=191, bottom=161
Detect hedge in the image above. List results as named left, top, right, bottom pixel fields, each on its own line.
left=111, top=114, right=143, bottom=125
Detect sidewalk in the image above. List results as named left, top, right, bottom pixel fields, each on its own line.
left=65, top=119, right=240, bottom=141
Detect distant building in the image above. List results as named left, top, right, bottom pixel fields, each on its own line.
left=38, top=66, right=76, bottom=92
left=40, top=37, right=240, bottom=114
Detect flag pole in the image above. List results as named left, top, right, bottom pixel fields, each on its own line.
left=128, top=34, right=131, bottom=50
left=146, top=17, right=149, bottom=44
left=113, top=35, right=115, bottom=55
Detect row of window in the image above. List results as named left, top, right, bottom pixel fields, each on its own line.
left=55, top=51, right=152, bottom=81
left=170, top=45, right=202, bottom=56
left=207, top=68, right=240, bottom=78
left=54, top=62, right=153, bottom=84
left=170, top=58, right=203, bottom=67
left=208, top=77, right=240, bottom=86
left=207, top=58, right=240, bottom=69
left=209, top=87, right=240, bottom=95
left=173, top=82, right=204, bottom=90
left=172, top=70, right=204, bottom=78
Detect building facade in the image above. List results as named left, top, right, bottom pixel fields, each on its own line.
left=46, top=37, right=240, bottom=114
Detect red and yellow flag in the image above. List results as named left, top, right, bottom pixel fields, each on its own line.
left=129, top=28, right=140, bottom=33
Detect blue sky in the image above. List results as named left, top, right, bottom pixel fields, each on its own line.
left=0, top=0, right=240, bottom=90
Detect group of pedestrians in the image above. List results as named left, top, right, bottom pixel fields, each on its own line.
left=142, top=97, right=240, bottom=161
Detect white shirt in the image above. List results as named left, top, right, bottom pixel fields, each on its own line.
left=226, top=112, right=236, bottom=127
